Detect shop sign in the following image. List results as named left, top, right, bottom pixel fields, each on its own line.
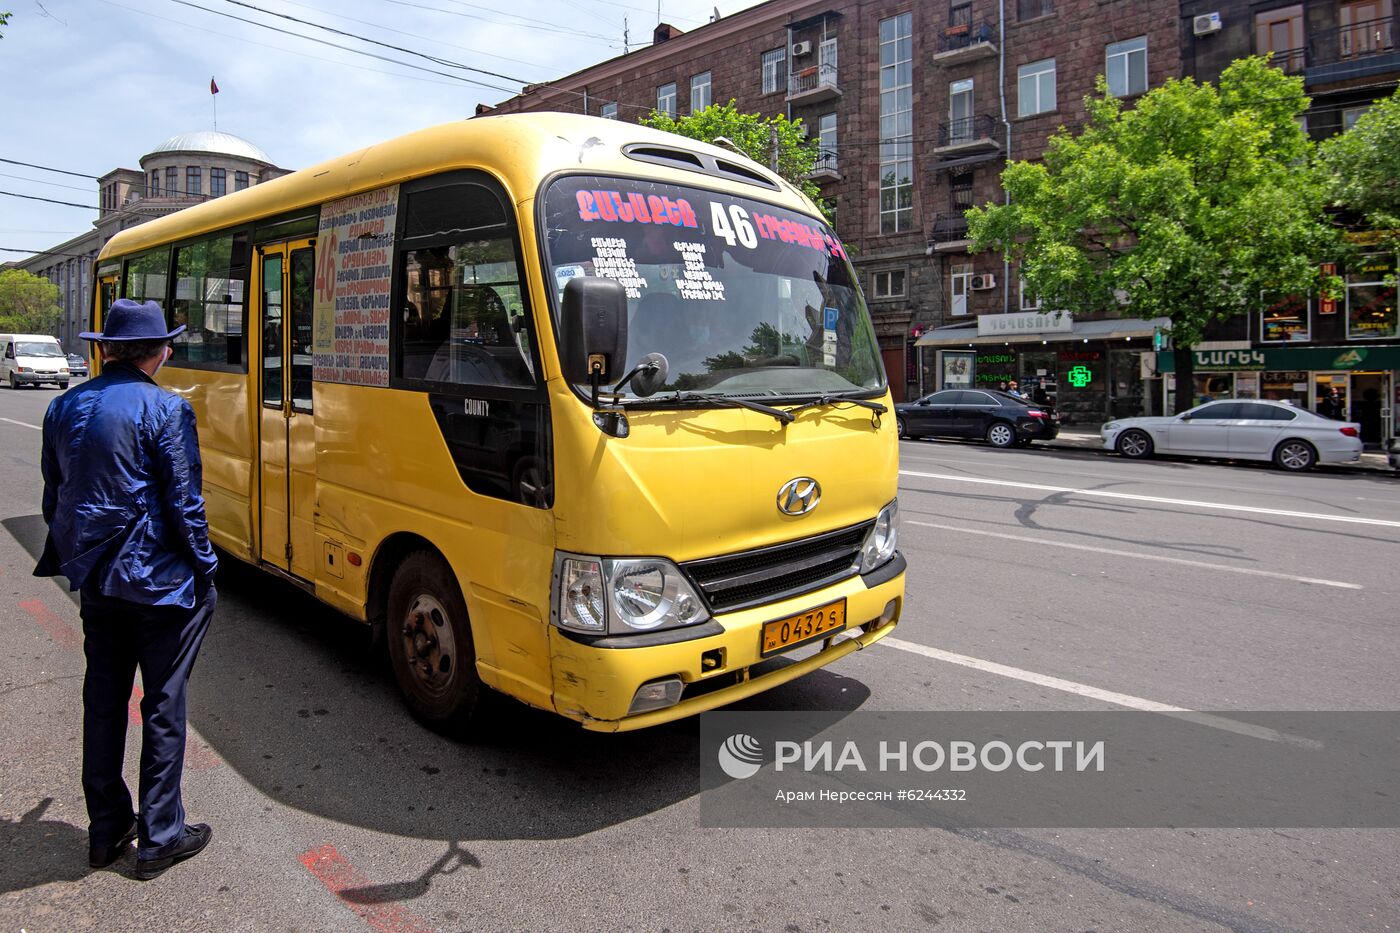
left=1066, top=365, right=1094, bottom=388
left=976, top=310, right=1073, bottom=336
left=1318, top=263, right=1338, bottom=315
left=1193, top=349, right=1266, bottom=371
left=1156, top=345, right=1400, bottom=372
left=1058, top=349, right=1102, bottom=363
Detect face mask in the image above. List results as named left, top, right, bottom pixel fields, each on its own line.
left=152, top=345, right=172, bottom=376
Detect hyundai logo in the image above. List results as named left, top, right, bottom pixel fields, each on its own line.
left=777, top=477, right=821, bottom=515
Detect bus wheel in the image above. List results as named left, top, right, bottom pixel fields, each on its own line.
left=386, top=550, right=482, bottom=732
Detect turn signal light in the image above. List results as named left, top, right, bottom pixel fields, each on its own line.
left=1339, top=427, right=1359, bottom=437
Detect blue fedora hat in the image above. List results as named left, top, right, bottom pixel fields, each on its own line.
left=79, top=298, right=186, bottom=342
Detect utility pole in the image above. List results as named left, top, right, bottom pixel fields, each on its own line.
left=770, top=125, right=779, bottom=173
left=623, top=16, right=630, bottom=52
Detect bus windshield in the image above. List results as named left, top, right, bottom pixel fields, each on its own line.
left=542, top=175, right=884, bottom=400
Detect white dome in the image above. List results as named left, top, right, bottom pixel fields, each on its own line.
left=145, top=131, right=274, bottom=165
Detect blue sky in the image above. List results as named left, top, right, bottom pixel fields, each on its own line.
left=0, top=0, right=765, bottom=254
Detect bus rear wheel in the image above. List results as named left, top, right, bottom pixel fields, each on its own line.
left=386, top=550, right=483, bottom=733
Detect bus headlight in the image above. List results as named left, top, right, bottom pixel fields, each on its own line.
left=554, top=554, right=710, bottom=635
left=858, top=499, right=899, bottom=574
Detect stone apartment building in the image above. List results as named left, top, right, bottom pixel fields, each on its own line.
left=1175, top=1, right=1399, bottom=441
left=486, top=0, right=1179, bottom=408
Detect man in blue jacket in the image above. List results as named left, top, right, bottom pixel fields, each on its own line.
left=35, top=298, right=218, bottom=880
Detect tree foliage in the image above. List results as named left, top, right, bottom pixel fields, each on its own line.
left=967, top=57, right=1337, bottom=410
left=639, top=100, right=832, bottom=223
left=0, top=269, right=62, bottom=335
left=1320, top=86, right=1400, bottom=256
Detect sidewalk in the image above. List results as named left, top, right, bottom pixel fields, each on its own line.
left=1045, top=425, right=1396, bottom=473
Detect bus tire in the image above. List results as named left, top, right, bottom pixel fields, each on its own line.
left=385, top=550, right=483, bottom=733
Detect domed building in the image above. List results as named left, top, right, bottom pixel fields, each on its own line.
left=13, top=129, right=290, bottom=349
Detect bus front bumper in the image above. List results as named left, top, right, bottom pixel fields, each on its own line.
left=548, top=556, right=905, bottom=732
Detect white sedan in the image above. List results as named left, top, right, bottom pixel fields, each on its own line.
left=1101, top=399, right=1363, bottom=471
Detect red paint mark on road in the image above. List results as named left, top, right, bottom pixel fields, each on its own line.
left=299, top=845, right=436, bottom=933
left=19, top=597, right=82, bottom=649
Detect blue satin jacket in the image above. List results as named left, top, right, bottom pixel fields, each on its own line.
left=35, top=361, right=218, bottom=607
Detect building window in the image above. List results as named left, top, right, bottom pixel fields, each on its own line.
left=879, top=12, right=914, bottom=235
left=690, top=71, right=711, bottom=112
left=1105, top=36, right=1148, bottom=97
left=656, top=82, right=677, bottom=117
left=1341, top=0, right=1396, bottom=59
left=816, top=112, right=838, bottom=172
left=1343, top=105, right=1371, bottom=130
left=1020, top=275, right=1040, bottom=311
left=235, top=170, right=250, bottom=191
left=761, top=47, right=786, bottom=94
left=600, top=102, right=618, bottom=120
left=1017, top=58, right=1056, bottom=116
left=949, top=78, right=975, bottom=143
left=872, top=270, right=907, bottom=299
left=1255, top=5, right=1305, bottom=73
left=1260, top=293, right=1311, bottom=342
left=186, top=166, right=202, bottom=197
left=949, top=2, right=972, bottom=29
left=210, top=168, right=227, bottom=198
left=1017, top=0, right=1054, bottom=19
left=150, top=170, right=161, bottom=197
left=1347, top=253, right=1399, bottom=340
left=166, top=166, right=178, bottom=196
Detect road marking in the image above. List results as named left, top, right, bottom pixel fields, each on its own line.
left=900, top=469, right=1400, bottom=529
left=880, top=637, right=1321, bottom=747
left=0, top=416, right=41, bottom=431
left=20, top=597, right=82, bottom=649
left=300, top=845, right=436, bottom=933
left=907, top=520, right=1362, bottom=589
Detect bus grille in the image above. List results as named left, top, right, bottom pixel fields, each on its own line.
left=682, top=521, right=874, bottom=613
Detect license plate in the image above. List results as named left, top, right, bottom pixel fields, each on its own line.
left=760, top=599, right=847, bottom=657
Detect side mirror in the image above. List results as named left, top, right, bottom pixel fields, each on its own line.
left=1179, top=413, right=1193, bottom=421
left=918, top=398, right=930, bottom=406
left=560, top=277, right=628, bottom=390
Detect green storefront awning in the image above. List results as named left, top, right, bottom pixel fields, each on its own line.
left=1155, top=345, right=1400, bottom=373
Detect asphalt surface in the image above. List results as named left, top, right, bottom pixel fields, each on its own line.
left=2, top=380, right=1398, bottom=932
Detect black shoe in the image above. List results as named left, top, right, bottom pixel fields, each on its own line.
left=134, top=823, right=212, bottom=880
left=88, top=817, right=139, bottom=868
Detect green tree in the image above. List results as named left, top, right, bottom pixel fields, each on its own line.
left=0, top=12, right=11, bottom=39
left=639, top=100, right=832, bottom=224
left=967, top=57, right=1336, bottom=412
left=1321, top=86, right=1400, bottom=260
left=0, top=268, right=62, bottom=335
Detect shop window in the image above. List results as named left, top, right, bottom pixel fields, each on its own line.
left=1346, top=253, right=1398, bottom=340
left=1261, top=370, right=1309, bottom=408
left=1260, top=293, right=1310, bottom=342
left=170, top=232, right=249, bottom=369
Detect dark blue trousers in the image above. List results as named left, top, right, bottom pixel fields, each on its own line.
left=80, top=585, right=215, bottom=857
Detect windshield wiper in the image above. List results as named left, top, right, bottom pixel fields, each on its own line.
left=783, top=393, right=888, bottom=417
left=638, top=391, right=795, bottom=425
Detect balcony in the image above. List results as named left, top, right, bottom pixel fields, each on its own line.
left=787, top=63, right=841, bottom=104
left=1265, top=46, right=1307, bottom=75
left=808, top=151, right=839, bottom=182
left=935, top=114, right=1001, bottom=156
left=934, top=20, right=997, bottom=64
left=928, top=213, right=971, bottom=253
left=1306, top=15, right=1400, bottom=86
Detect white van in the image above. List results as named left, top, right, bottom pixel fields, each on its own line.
left=1, top=334, right=70, bottom=389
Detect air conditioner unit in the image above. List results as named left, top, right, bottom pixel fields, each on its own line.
left=791, top=40, right=813, bottom=57
left=1193, top=12, right=1222, bottom=36
left=970, top=273, right=997, bottom=290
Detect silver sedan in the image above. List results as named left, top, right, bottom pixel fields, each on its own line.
left=1101, top=399, right=1363, bottom=471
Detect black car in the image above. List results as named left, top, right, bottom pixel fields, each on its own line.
left=896, top=388, right=1060, bottom=447
left=66, top=353, right=89, bottom=378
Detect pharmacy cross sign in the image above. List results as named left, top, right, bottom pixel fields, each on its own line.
left=1067, top=365, right=1093, bottom=388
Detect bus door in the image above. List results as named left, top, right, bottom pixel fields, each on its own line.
left=257, top=239, right=318, bottom=580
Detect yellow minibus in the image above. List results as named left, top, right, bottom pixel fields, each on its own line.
left=93, top=114, right=904, bottom=732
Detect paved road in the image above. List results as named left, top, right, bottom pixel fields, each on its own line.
left=2, top=383, right=1397, bottom=932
